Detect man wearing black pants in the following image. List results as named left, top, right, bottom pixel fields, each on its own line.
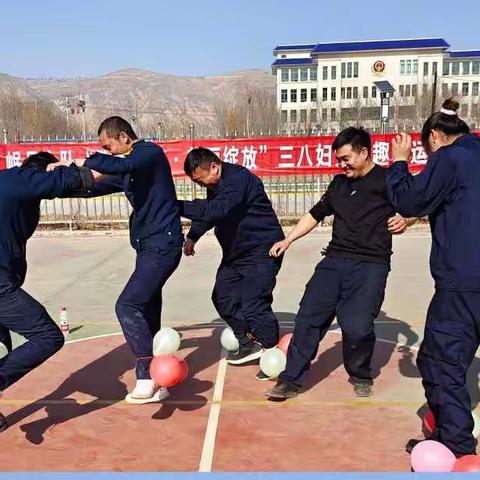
left=76, top=116, right=183, bottom=404
left=179, top=148, right=284, bottom=379
left=0, top=152, right=93, bottom=431
left=266, top=127, right=408, bottom=399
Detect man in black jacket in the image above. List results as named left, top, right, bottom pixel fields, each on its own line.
left=179, top=148, right=284, bottom=380
left=0, top=152, right=93, bottom=432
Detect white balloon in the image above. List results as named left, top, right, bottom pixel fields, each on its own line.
left=0, top=342, right=8, bottom=359
left=473, top=411, right=480, bottom=438
left=220, top=327, right=239, bottom=352
left=153, top=327, right=181, bottom=355
left=260, top=348, right=286, bottom=378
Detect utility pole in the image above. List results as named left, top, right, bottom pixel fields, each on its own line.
left=431, top=70, right=438, bottom=115
left=77, top=99, right=86, bottom=142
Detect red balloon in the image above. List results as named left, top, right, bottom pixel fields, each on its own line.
left=453, top=455, right=480, bottom=472
left=423, top=409, right=435, bottom=433
left=278, top=333, right=293, bottom=355
left=150, top=355, right=187, bottom=387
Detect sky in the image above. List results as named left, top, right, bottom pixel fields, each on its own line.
left=3, top=0, right=480, bottom=78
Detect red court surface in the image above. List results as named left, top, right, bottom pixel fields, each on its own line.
left=0, top=324, right=426, bottom=472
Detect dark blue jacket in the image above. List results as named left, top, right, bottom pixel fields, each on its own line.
left=179, top=162, right=284, bottom=261
left=0, top=165, right=92, bottom=285
left=386, top=134, right=480, bottom=291
left=85, top=140, right=183, bottom=252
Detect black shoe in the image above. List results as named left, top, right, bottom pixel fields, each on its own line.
left=353, top=382, right=372, bottom=397
left=0, top=413, right=7, bottom=433
left=256, top=370, right=272, bottom=381
left=265, top=381, right=299, bottom=399
left=226, top=341, right=263, bottom=365
left=405, top=438, right=423, bottom=454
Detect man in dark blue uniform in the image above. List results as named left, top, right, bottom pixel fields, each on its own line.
left=77, top=116, right=183, bottom=404
left=265, top=127, right=408, bottom=399
left=179, top=148, right=284, bottom=379
left=386, top=99, right=479, bottom=458
left=0, top=152, right=93, bottom=432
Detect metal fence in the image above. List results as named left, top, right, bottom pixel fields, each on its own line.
left=38, top=174, right=334, bottom=228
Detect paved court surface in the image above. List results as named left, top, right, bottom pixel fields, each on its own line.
left=1, top=227, right=479, bottom=471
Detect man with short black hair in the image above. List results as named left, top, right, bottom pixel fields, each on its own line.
left=266, top=127, right=408, bottom=399
left=180, top=148, right=284, bottom=379
left=76, top=116, right=183, bottom=403
left=0, top=152, right=94, bottom=432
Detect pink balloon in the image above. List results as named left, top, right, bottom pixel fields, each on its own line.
left=411, top=440, right=456, bottom=472
left=278, top=333, right=293, bottom=355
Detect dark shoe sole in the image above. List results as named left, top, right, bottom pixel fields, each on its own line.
left=226, top=349, right=263, bottom=365
left=256, top=375, right=274, bottom=382
left=265, top=389, right=299, bottom=400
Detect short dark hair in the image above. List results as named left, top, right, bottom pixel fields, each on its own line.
left=421, top=98, right=470, bottom=153
left=332, top=127, right=372, bottom=156
left=21, top=151, right=58, bottom=170
left=184, top=147, right=221, bottom=176
left=98, top=116, right=138, bottom=140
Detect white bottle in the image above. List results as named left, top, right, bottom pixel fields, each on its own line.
left=60, top=307, right=69, bottom=336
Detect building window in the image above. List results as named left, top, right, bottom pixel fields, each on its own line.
left=323, top=66, right=328, bottom=80
left=331, top=108, right=337, bottom=120
left=473, top=82, right=479, bottom=96
left=412, top=84, right=418, bottom=97
left=290, top=110, right=297, bottom=123
left=281, top=89, right=288, bottom=103
left=442, top=84, right=449, bottom=97
left=399, top=85, right=405, bottom=97
left=433, top=62, right=438, bottom=75
left=300, top=67, right=308, bottom=82
left=353, top=87, right=358, bottom=99
left=322, top=108, right=328, bottom=121
left=331, top=87, right=336, bottom=101
left=423, top=62, right=429, bottom=76
left=443, top=61, right=450, bottom=76
left=462, top=82, right=469, bottom=96
left=290, top=89, right=297, bottom=102
left=281, top=69, right=289, bottom=82
left=452, top=62, right=460, bottom=75
left=452, top=83, right=459, bottom=96
left=322, top=87, right=328, bottom=101
left=331, top=65, right=337, bottom=80
left=311, top=109, right=317, bottom=123
left=301, top=88, right=307, bottom=102
left=400, top=60, right=405, bottom=75
left=300, top=109, right=307, bottom=123
left=347, top=62, right=353, bottom=78
left=406, top=60, right=412, bottom=74
left=473, top=62, right=480, bottom=75
left=341, top=87, right=346, bottom=99
left=462, top=61, right=471, bottom=76
left=363, top=86, right=368, bottom=99
left=341, top=62, right=346, bottom=78
left=281, top=110, right=288, bottom=123
left=372, top=86, right=377, bottom=98
left=310, top=67, right=317, bottom=81
left=354, top=62, right=359, bottom=78
left=311, top=88, right=317, bottom=102
left=413, top=59, right=418, bottom=74
left=405, top=85, right=411, bottom=97
left=347, top=87, right=352, bottom=99
left=291, top=69, right=299, bottom=82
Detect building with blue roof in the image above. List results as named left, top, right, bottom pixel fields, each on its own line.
left=272, top=38, right=480, bottom=134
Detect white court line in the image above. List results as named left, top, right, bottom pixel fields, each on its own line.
left=198, top=350, right=228, bottom=472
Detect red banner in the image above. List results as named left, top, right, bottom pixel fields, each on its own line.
left=0, top=134, right=438, bottom=175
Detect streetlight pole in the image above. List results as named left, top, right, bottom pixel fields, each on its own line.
left=3, top=128, right=7, bottom=144
left=189, top=123, right=195, bottom=142
left=77, top=99, right=86, bottom=142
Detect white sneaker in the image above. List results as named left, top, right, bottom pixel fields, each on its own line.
left=125, top=380, right=169, bottom=405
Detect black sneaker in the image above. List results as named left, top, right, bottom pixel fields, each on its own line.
left=405, top=438, right=422, bottom=454
left=0, top=413, right=7, bottom=433
left=255, top=370, right=272, bottom=381
left=226, top=341, right=263, bottom=365
left=353, top=382, right=372, bottom=397
left=265, top=381, right=299, bottom=399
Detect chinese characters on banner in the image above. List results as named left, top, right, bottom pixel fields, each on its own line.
left=0, top=133, right=438, bottom=175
